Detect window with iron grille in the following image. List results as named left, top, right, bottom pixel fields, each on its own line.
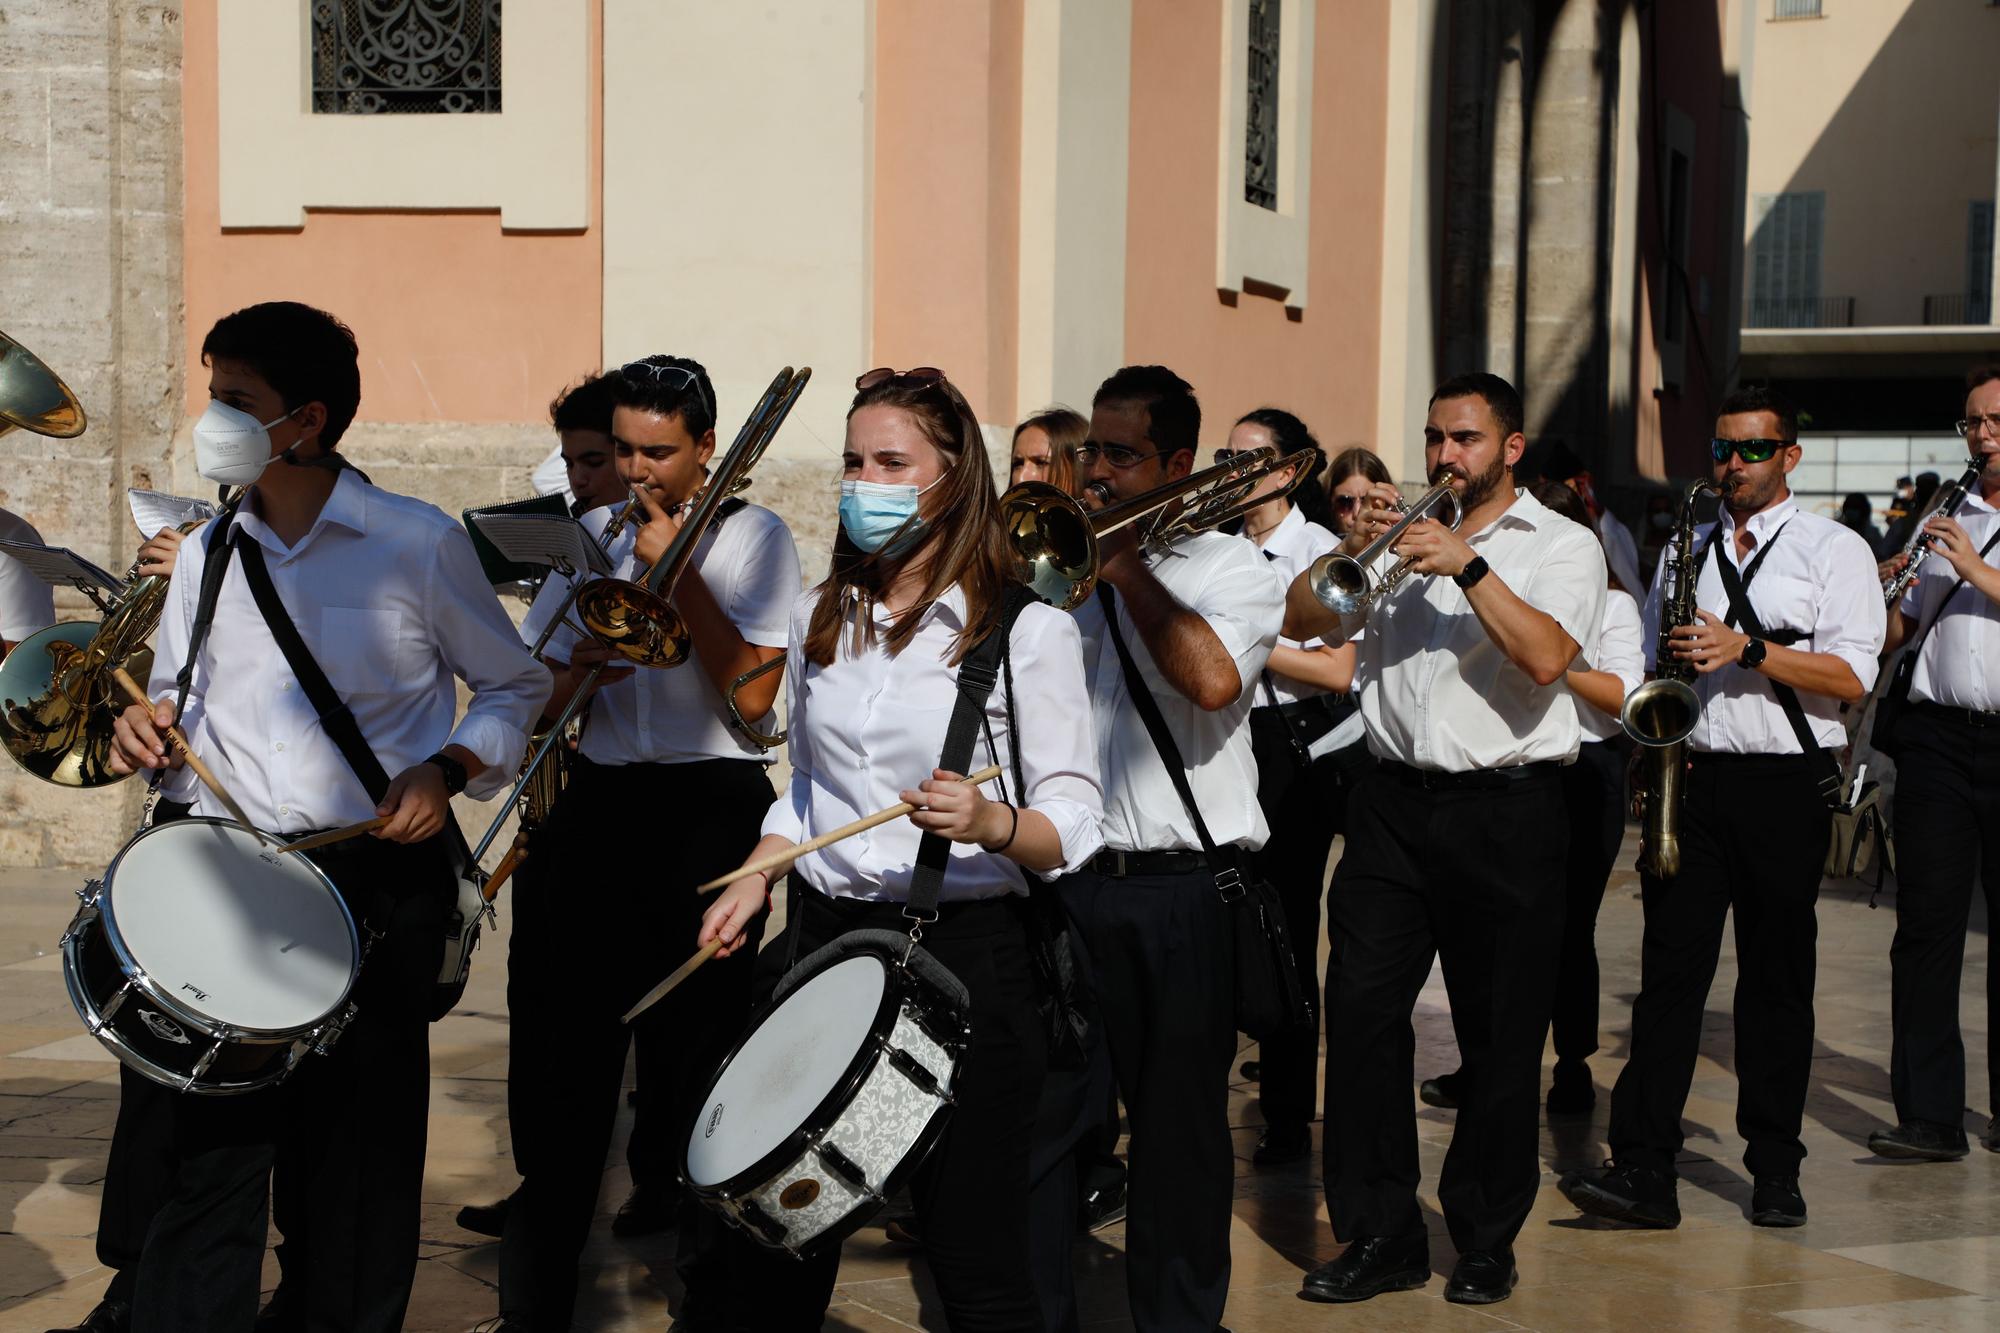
left=311, top=0, right=502, bottom=115
left=1773, top=0, right=1823, bottom=20
left=1244, top=0, right=1280, bottom=210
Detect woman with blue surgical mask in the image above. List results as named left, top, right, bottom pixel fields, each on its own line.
left=689, top=366, right=1105, bottom=1332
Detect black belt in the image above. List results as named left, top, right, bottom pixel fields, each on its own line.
left=1251, top=696, right=1342, bottom=725
left=1375, top=759, right=1560, bottom=791
left=1088, top=848, right=1211, bottom=877
left=1912, top=700, right=2000, bottom=730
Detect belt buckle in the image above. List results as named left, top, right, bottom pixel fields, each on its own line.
left=1097, top=849, right=1129, bottom=877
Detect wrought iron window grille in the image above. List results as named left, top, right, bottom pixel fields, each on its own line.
left=1245, top=0, right=1280, bottom=211
left=311, top=0, right=502, bottom=115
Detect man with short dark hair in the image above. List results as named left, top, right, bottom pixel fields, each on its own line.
left=1284, top=372, right=1606, bottom=1307
left=1062, top=364, right=1285, bottom=1331
left=1561, top=383, right=1884, bottom=1231
left=545, top=372, right=623, bottom=516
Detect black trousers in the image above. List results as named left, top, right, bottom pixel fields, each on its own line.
left=1550, top=738, right=1629, bottom=1066
left=1608, top=751, right=1832, bottom=1178
left=694, top=888, right=1048, bottom=1333
left=499, top=755, right=771, bottom=1332
left=131, top=835, right=450, bottom=1333
left=1063, top=865, right=1236, bottom=1332
left=1248, top=712, right=1368, bottom=1130
left=1323, top=767, right=1566, bottom=1256
left=1889, top=705, right=2000, bottom=1126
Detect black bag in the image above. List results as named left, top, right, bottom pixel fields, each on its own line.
left=1870, top=526, right=2000, bottom=759
left=1096, top=587, right=1312, bottom=1040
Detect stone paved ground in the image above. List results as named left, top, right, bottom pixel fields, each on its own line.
left=0, top=828, right=1993, bottom=1332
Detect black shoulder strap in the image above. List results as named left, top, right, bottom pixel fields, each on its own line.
left=904, top=587, right=1033, bottom=924
left=1095, top=584, right=1244, bottom=900
left=169, top=503, right=246, bottom=724
left=1709, top=532, right=1842, bottom=802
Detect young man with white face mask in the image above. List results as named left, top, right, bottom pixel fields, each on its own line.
left=96, top=301, right=550, bottom=1333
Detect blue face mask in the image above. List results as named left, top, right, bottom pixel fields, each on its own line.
left=839, top=477, right=941, bottom=556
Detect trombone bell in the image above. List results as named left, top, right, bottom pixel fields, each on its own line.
left=0, top=327, right=87, bottom=440
left=1000, top=482, right=1098, bottom=612
left=573, top=580, right=689, bottom=669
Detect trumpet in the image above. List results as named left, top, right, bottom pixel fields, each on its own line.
left=1882, top=460, right=1981, bottom=607
left=1304, top=481, right=1464, bottom=618
left=1001, top=443, right=1318, bottom=611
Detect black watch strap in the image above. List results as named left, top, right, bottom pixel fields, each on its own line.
left=426, top=750, right=469, bottom=797
left=1453, top=556, right=1491, bottom=590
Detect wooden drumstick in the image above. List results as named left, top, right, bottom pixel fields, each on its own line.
left=623, top=939, right=722, bottom=1024
left=480, top=830, right=530, bottom=903
left=692, top=762, right=1007, bottom=893
left=278, top=816, right=391, bottom=855
left=111, top=667, right=257, bottom=832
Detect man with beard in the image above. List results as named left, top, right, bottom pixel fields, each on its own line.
left=1281, top=373, right=1605, bottom=1306
left=1561, top=384, right=1882, bottom=1229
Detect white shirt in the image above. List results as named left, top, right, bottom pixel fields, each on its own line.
left=531, top=444, right=574, bottom=509
left=1575, top=587, right=1645, bottom=742
left=763, top=585, right=1104, bottom=902
left=1350, top=488, right=1607, bottom=771
left=0, top=510, right=55, bottom=643
left=152, top=472, right=553, bottom=832
left=1641, top=494, right=1884, bottom=754
left=1074, top=530, right=1285, bottom=852
left=1900, top=492, right=2000, bottom=712
left=520, top=501, right=801, bottom=765
left=1598, top=508, right=1645, bottom=595
left=1251, top=506, right=1342, bottom=707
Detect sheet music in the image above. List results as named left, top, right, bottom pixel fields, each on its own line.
left=0, top=541, right=124, bottom=594
left=127, top=489, right=216, bottom=538
left=464, top=512, right=614, bottom=578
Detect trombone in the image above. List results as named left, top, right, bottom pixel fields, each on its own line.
left=469, top=366, right=811, bottom=889
left=1305, top=480, right=1464, bottom=618
left=725, top=654, right=787, bottom=751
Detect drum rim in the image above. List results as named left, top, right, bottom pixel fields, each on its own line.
left=95, top=816, right=362, bottom=1040
left=681, top=942, right=962, bottom=1205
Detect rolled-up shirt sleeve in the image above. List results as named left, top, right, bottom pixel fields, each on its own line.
left=1007, top=604, right=1103, bottom=878
left=1815, top=527, right=1888, bottom=693
left=1589, top=590, right=1647, bottom=700
left=430, top=527, right=554, bottom=799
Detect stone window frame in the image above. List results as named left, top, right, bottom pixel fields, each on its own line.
left=1215, top=0, right=1316, bottom=311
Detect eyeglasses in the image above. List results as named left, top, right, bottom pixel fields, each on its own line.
left=619, top=359, right=714, bottom=423
left=1955, top=414, right=2000, bottom=438
left=1710, top=438, right=1788, bottom=464
left=1074, top=443, right=1165, bottom=469
left=855, top=366, right=947, bottom=392
left=1331, top=494, right=1362, bottom=514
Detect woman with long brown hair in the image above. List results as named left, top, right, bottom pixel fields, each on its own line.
left=1010, top=404, right=1088, bottom=493
left=694, top=367, right=1104, bottom=1331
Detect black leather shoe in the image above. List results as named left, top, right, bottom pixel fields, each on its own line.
left=1078, top=1176, right=1127, bottom=1233
left=1418, top=1070, right=1463, bottom=1110
left=46, top=1299, right=130, bottom=1333
left=1299, top=1233, right=1430, bottom=1303
left=1558, top=1161, right=1681, bottom=1228
left=1253, top=1122, right=1312, bottom=1165
left=456, top=1190, right=515, bottom=1238
left=1545, top=1061, right=1595, bottom=1116
left=1868, top=1120, right=1970, bottom=1161
left=611, top=1184, right=680, bottom=1238
left=1751, top=1176, right=1806, bottom=1227
left=1444, top=1249, right=1517, bottom=1305
left=1984, top=1117, right=2000, bottom=1153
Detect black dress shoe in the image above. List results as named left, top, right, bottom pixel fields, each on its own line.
left=457, top=1190, right=516, bottom=1238
left=1984, top=1117, right=2000, bottom=1153
left=1078, top=1176, right=1127, bottom=1233
left=1299, top=1233, right=1430, bottom=1303
left=1418, top=1070, right=1463, bottom=1110
left=1253, top=1123, right=1312, bottom=1166
left=1444, top=1249, right=1517, bottom=1305
left=611, top=1184, right=680, bottom=1238
left=46, top=1298, right=130, bottom=1333
left=1868, top=1120, right=1970, bottom=1161
left=1558, top=1160, right=1681, bottom=1228
left=1545, top=1061, right=1595, bottom=1116
left=1750, top=1176, right=1806, bottom=1227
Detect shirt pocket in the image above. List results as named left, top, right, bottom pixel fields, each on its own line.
left=318, top=608, right=412, bottom=696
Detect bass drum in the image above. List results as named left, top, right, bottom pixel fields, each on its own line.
left=683, top=930, right=971, bottom=1255
left=62, top=818, right=362, bottom=1094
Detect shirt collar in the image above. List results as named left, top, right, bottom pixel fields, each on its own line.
left=1717, top=491, right=1798, bottom=544
left=1469, top=486, right=1549, bottom=538
left=234, top=468, right=369, bottom=554
left=1262, top=504, right=1307, bottom=548
left=861, top=581, right=968, bottom=628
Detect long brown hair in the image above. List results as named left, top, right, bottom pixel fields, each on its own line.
left=802, top=373, right=1013, bottom=667
left=1013, top=405, right=1087, bottom=494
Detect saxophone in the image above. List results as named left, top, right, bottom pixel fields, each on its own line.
left=1620, top=478, right=1720, bottom=879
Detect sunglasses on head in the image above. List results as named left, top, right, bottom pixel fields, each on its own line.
left=619, top=359, right=714, bottom=422
left=855, top=366, right=947, bottom=392
left=1710, top=437, right=1788, bottom=464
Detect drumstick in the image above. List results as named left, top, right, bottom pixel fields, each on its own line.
left=692, top=762, right=1008, bottom=893
left=623, top=939, right=722, bottom=1024
left=111, top=667, right=257, bottom=833
left=277, top=816, right=390, bottom=855
left=481, top=830, right=529, bottom=903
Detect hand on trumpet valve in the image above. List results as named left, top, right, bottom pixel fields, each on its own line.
left=107, top=696, right=184, bottom=775
left=1922, top=514, right=1980, bottom=578
left=136, top=526, right=186, bottom=578
left=900, top=768, right=1009, bottom=848
left=1390, top=517, right=1477, bottom=579
left=629, top=484, right=689, bottom=568
left=1668, top=610, right=1749, bottom=675
left=699, top=870, right=772, bottom=959
left=1341, top=483, right=1406, bottom=555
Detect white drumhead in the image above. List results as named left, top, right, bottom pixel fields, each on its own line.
left=686, top=953, right=889, bottom=1187
left=106, top=820, right=358, bottom=1032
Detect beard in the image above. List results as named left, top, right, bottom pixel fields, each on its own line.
left=1719, top=467, right=1783, bottom=515
left=1431, top=451, right=1508, bottom=513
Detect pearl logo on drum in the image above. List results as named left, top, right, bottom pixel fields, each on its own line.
left=778, top=1179, right=820, bottom=1210
left=180, top=981, right=210, bottom=1002
left=704, top=1102, right=725, bottom=1139
left=138, top=1009, right=191, bottom=1045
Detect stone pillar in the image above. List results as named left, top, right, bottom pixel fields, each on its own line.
left=0, top=2, right=184, bottom=866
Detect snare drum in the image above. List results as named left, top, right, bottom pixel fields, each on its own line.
left=683, top=931, right=971, bottom=1255
left=62, top=818, right=363, bottom=1095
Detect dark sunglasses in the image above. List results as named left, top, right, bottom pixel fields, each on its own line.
left=855, top=366, right=947, bottom=392
left=1709, top=437, right=1788, bottom=464
left=618, top=359, right=714, bottom=422
left=1331, top=493, right=1362, bottom=513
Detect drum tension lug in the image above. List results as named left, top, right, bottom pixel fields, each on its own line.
left=809, top=1137, right=877, bottom=1202
left=883, top=1044, right=952, bottom=1105
left=95, top=978, right=136, bottom=1027
left=75, top=878, right=102, bottom=904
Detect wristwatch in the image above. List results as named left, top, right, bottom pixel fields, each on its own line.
left=1738, top=637, right=1767, bottom=670
left=425, top=750, right=469, bottom=797
left=1453, top=556, right=1491, bottom=590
